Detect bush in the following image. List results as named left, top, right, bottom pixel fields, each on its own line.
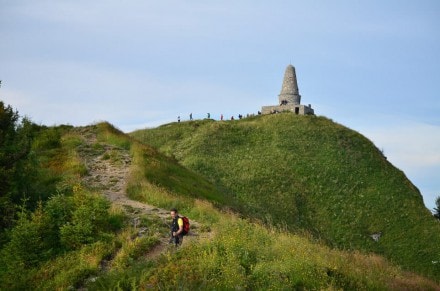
left=1, top=209, right=48, bottom=269
left=434, top=196, right=440, bottom=220
left=0, top=186, right=123, bottom=289
left=0, top=102, right=38, bottom=230
left=60, top=188, right=112, bottom=250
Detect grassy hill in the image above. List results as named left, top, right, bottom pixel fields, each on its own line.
left=1, top=117, right=439, bottom=289
left=131, top=113, right=440, bottom=280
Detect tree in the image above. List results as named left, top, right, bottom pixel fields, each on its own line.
left=0, top=101, right=22, bottom=230
left=0, top=101, right=34, bottom=232
left=434, top=196, right=440, bottom=220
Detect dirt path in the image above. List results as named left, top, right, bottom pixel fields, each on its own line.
left=75, top=127, right=168, bottom=215
left=74, top=126, right=203, bottom=261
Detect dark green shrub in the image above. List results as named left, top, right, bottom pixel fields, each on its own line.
left=44, top=194, right=75, bottom=251
left=107, top=211, right=126, bottom=231
left=434, top=196, right=440, bottom=220
left=60, top=190, right=112, bottom=249
left=0, top=203, right=54, bottom=287
left=0, top=102, right=37, bottom=231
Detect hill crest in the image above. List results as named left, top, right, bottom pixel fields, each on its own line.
left=131, top=113, right=440, bottom=279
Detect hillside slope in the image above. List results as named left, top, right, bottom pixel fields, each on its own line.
left=131, top=113, right=440, bottom=279
left=2, top=120, right=439, bottom=289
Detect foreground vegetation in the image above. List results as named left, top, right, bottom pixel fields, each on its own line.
left=1, top=101, right=439, bottom=289
left=92, top=205, right=440, bottom=290
left=0, top=110, right=164, bottom=289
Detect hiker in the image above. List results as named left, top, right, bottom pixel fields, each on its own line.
left=170, top=208, right=184, bottom=246
left=207, top=113, right=210, bottom=119
left=190, top=113, right=193, bottom=120
left=178, top=116, right=180, bottom=123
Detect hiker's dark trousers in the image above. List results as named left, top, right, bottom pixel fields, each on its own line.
left=171, top=234, right=183, bottom=246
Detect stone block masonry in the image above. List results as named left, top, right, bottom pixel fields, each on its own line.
left=262, top=64, right=314, bottom=115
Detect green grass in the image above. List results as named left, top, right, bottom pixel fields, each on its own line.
left=96, top=122, right=132, bottom=150
left=30, top=241, right=115, bottom=290
left=127, top=139, right=231, bottom=207
left=89, top=204, right=440, bottom=290
left=0, top=123, right=165, bottom=290
left=145, top=217, right=438, bottom=290
left=131, top=113, right=440, bottom=280
left=3, top=120, right=439, bottom=289
left=86, top=151, right=440, bottom=290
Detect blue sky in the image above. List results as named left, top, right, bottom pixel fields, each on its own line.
left=1, top=1, right=439, bottom=210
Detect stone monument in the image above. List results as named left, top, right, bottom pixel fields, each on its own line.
left=262, top=64, right=314, bottom=115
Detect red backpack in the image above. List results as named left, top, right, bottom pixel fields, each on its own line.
left=180, top=216, right=190, bottom=235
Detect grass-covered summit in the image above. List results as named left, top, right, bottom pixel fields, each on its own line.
left=131, top=113, right=440, bottom=279
left=1, top=107, right=439, bottom=288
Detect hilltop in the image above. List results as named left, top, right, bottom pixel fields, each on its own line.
left=1, top=109, right=439, bottom=289
left=131, top=113, right=440, bottom=280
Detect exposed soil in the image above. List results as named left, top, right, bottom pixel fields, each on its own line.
left=73, top=126, right=204, bottom=263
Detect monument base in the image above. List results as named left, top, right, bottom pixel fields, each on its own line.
left=261, top=104, right=314, bottom=115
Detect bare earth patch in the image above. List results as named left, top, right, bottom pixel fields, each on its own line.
left=74, top=127, right=205, bottom=263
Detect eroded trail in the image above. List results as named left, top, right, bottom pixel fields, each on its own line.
left=77, top=128, right=170, bottom=216
left=73, top=126, right=204, bottom=262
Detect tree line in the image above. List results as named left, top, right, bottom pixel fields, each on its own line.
left=0, top=101, right=124, bottom=288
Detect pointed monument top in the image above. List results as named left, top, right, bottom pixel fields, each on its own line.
left=261, top=64, right=314, bottom=115
left=279, top=64, right=301, bottom=105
